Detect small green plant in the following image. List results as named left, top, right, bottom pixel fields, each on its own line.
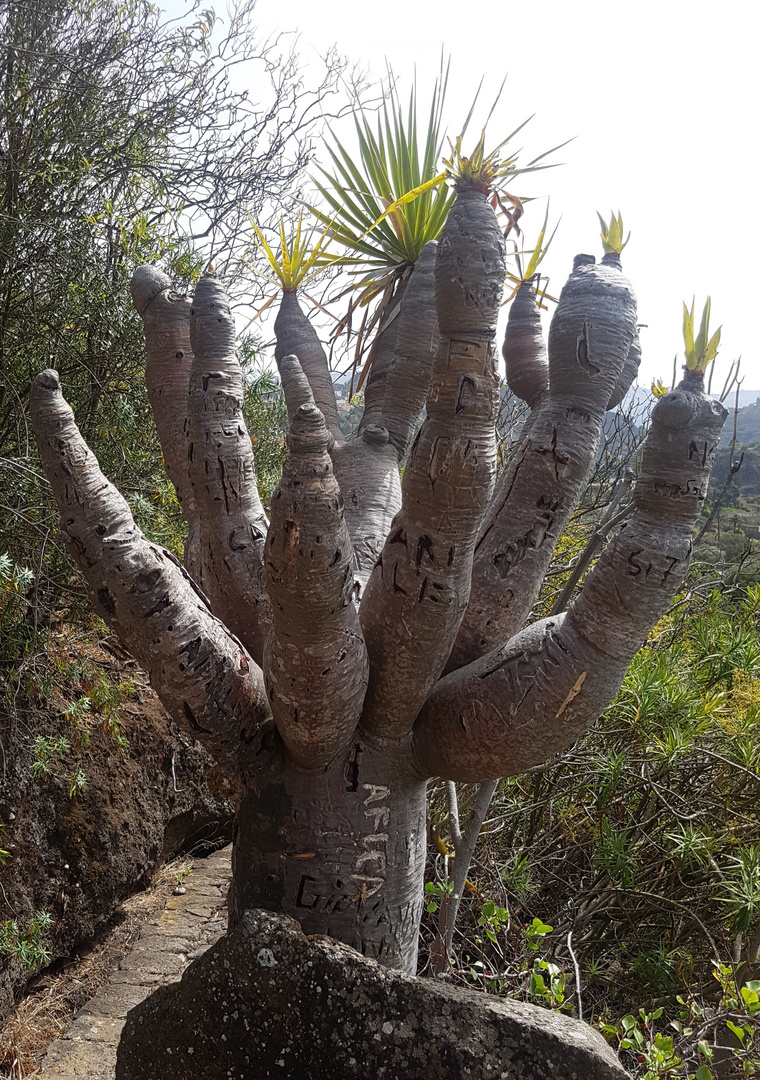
left=424, top=879, right=454, bottom=914
left=501, top=851, right=533, bottom=902
left=32, top=734, right=71, bottom=778
left=606, top=1008, right=682, bottom=1078
left=718, top=845, right=760, bottom=932
left=67, top=766, right=88, bottom=799
left=175, top=863, right=193, bottom=885
left=683, top=297, right=721, bottom=373
left=524, top=917, right=553, bottom=951
left=597, top=210, right=630, bottom=254
left=0, top=911, right=53, bottom=970
left=529, top=958, right=570, bottom=1011
left=0, top=553, right=35, bottom=670
left=476, top=899, right=509, bottom=945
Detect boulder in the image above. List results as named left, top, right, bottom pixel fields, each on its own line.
left=117, top=909, right=629, bottom=1080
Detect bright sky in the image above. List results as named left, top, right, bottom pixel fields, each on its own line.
left=242, top=0, right=758, bottom=395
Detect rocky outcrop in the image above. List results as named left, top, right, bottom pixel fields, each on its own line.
left=0, top=660, right=235, bottom=1027
left=117, top=908, right=629, bottom=1080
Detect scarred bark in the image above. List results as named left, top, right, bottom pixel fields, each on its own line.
left=413, top=370, right=726, bottom=781
left=450, top=252, right=637, bottom=669
left=274, top=290, right=342, bottom=441
left=130, top=265, right=201, bottom=578
left=30, top=370, right=272, bottom=778
left=358, top=274, right=408, bottom=435
left=331, top=429, right=402, bottom=595
left=503, top=279, right=548, bottom=408
left=31, top=209, right=727, bottom=983
left=230, top=735, right=426, bottom=973
left=264, top=385, right=368, bottom=770
left=360, top=189, right=504, bottom=739
left=274, top=290, right=401, bottom=595
left=187, top=272, right=271, bottom=665
left=380, top=240, right=439, bottom=460
left=607, top=326, right=642, bottom=410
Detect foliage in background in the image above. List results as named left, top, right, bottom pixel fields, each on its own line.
left=239, top=338, right=289, bottom=508
left=425, top=576, right=760, bottom=1076
left=0, top=0, right=342, bottom=714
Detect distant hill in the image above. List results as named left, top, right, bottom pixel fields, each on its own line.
left=720, top=396, right=760, bottom=446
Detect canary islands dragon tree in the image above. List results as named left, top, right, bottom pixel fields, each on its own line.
left=30, top=128, right=727, bottom=986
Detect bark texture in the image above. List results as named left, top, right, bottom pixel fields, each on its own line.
left=380, top=240, right=439, bottom=460
left=413, top=371, right=726, bottom=781
left=230, top=737, right=426, bottom=973
left=30, top=370, right=272, bottom=779
left=450, top=253, right=637, bottom=669
left=503, top=279, right=549, bottom=407
left=360, top=190, right=504, bottom=739
left=330, top=429, right=402, bottom=595
left=131, top=266, right=201, bottom=578
left=264, top=390, right=369, bottom=770
left=187, top=272, right=271, bottom=665
left=357, top=273, right=408, bottom=435
left=274, top=289, right=342, bottom=441
left=31, top=216, right=727, bottom=998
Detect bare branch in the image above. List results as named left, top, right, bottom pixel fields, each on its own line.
left=264, top=381, right=368, bottom=770
left=450, top=252, right=638, bottom=670
left=186, top=272, right=271, bottom=664
left=131, top=266, right=201, bottom=578
left=30, top=369, right=272, bottom=778
left=414, top=369, right=727, bottom=782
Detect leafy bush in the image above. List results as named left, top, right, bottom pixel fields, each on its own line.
left=425, top=576, right=760, bottom=1075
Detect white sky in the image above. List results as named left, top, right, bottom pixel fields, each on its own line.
left=244, top=0, right=758, bottom=394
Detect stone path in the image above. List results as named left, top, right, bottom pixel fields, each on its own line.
left=36, top=845, right=232, bottom=1079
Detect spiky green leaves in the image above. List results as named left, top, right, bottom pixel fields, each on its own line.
left=311, top=74, right=453, bottom=272
left=248, top=215, right=337, bottom=293
left=597, top=211, right=630, bottom=255
left=683, top=297, right=721, bottom=373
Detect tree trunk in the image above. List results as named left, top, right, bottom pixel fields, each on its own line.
left=29, top=169, right=727, bottom=989
left=229, top=735, right=427, bottom=973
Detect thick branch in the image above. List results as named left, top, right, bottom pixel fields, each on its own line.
left=274, top=290, right=342, bottom=441
left=331, top=430, right=402, bottom=595
left=264, top=385, right=368, bottom=770
left=503, top=280, right=548, bottom=407
left=359, top=190, right=503, bottom=739
left=187, top=272, right=271, bottom=665
left=275, top=289, right=401, bottom=594
left=30, top=370, right=272, bottom=779
left=131, top=265, right=201, bottom=578
left=380, top=240, right=439, bottom=460
left=414, top=369, right=727, bottom=782
left=450, top=252, right=637, bottom=670
left=607, top=326, right=642, bottom=410
left=357, top=274, right=408, bottom=436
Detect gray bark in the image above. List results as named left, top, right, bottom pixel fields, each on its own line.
left=379, top=241, right=439, bottom=460
left=359, top=189, right=504, bottom=740
left=186, top=271, right=271, bottom=665
left=264, top=384, right=368, bottom=770
left=131, top=265, right=201, bottom=578
left=29, top=370, right=272, bottom=779
left=450, top=252, right=638, bottom=669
